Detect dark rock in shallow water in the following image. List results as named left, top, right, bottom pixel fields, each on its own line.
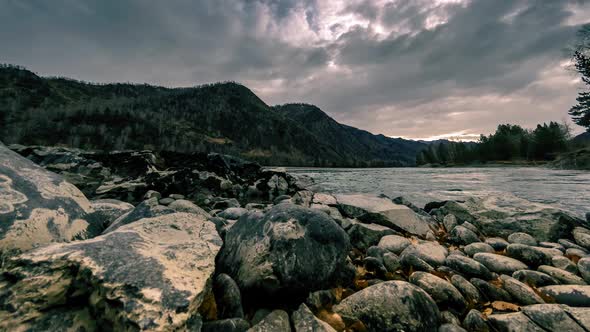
left=217, top=204, right=354, bottom=304
left=0, top=212, right=222, bottom=331
left=0, top=143, right=102, bottom=256
left=333, top=281, right=440, bottom=332
left=214, top=274, right=244, bottom=319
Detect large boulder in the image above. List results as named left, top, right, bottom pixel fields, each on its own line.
left=217, top=204, right=354, bottom=303
left=335, top=194, right=434, bottom=237
left=0, top=143, right=101, bottom=256
left=333, top=280, right=440, bottom=332
left=0, top=212, right=222, bottom=331
left=435, top=194, right=584, bottom=242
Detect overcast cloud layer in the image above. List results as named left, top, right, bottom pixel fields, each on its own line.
left=1, top=0, right=589, bottom=139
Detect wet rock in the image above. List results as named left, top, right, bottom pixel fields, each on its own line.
left=485, top=237, right=509, bottom=251
left=538, top=265, right=587, bottom=285
left=333, top=280, right=440, bottom=332
left=508, top=232, right=537, bottom=246
left=203, top=318, right=250, bottom=332
left=500, top=275, right=544, bottom=305
left=573, top=227, right=590, bottom=250
left=443, top=214, right=458, bottom=232
left=463, top=309, right=490, bottom=332
left=439, top=324, right=467, bottom=332
left=383, top=252, right=401, bottom=273
left=512, top=270, right=559, bottom=287
left=579, top=257, right=590, bottom=283
left=506, top=244, right=553, bottom=267
left=488, top=312, right=545, bottom=332
left=88, top=199, right=134, bottom=229
left=538, top=285, right=590, bottom=306
left=248, top=310, right=291, bottom=332
left=410, top=272, right=467, bottom=314
left=214, top=274, right=244, bottom=319
left=400, top=241, right=448, bottom=267
left=218, top=207, right=249, bottom=220
left=292, top=303, right=336, bottom=332
left=445, top=254, right=493, bottom=280
left=446, top=195, right=584, bottom=242
left=0, top=143, right=101, bottom=256
left=0, top=212, right=222, bottom=331
left=552, top=256, right=578, bottom=274
left=217, top=204, right=354, bottom=303
left=347, top=221, right=396, bottom=250
left=473, top=253, right=528, bottom=274
left=464, top=242, right=495, bottom=257
left=470, top=278, right=512, bottom=302
left=449, top=226, right=480, bottom=245
left=451, top=275, right=482, bottom=304
left=377, top=234, right=411, bottom=254
left=335, top=194, right=435, bottom=237
left=521, top=304, right=586, bottom=332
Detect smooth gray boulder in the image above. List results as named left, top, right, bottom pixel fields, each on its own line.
left=538, top=285, right=590, bottom=306
left=400, top=241, right=448, bottom=267
left=377, top=234, right=411, bottom=254
left=0, top=143, right=101, bottom=256
left=292, top=304, right=336, bottom=332
left=553, top=256, right=578, bottom=274
left=485, top=237, right=509, bottom=251
left=167, top=199, right=210, bottom=217
left=512, top=270, right=559, bottom=287
left=448, top=225, right=480, bottom=245
left=335, top=194, right=434, bottom=237
left=443, top=214, right=458, bottom=232
left=473, top=253, right=528, bottom=274
left=218, top=207, right=249, bottom=220
left=248, top=310, right=291, bottom=332
left=508, top=232, right=537, bottom=246
left=506, top=244, right=553, bottom=267
left=445, top=254, right=493, bottom=280
left=451, top=275, right=482, bottom=304
left=410, top=272, right=467, bottom=314
left=573, top=227, right=590, bottom=250
left=464, top=242, right=494, bottom=257
left=522, top=304, right=586, bottom=332
left=579, top=257, right=590, bottom=283
left=333, top=281, right=440, bottom=332
left=0, top=212, right=222, bottom=331
left=488, top=312, right=545, bottom=332
left=217, top=204, right=353, bottom=302
left=500, top=275, right=544, bottom=305
left=538, top=265, right=587, bottom=285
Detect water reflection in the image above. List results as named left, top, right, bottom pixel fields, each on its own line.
left=286, top=167, right=590, bottom=218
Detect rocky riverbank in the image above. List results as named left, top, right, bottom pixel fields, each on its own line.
left=1, top=143, right=590, bottom=331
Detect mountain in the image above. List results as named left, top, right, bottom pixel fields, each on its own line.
left=0, top=64, right=426, bottom=166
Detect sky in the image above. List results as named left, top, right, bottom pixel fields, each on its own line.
left=1, top=0, right=589, bottom=140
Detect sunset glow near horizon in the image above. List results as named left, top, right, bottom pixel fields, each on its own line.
left=2, top=0, right=589, bottom=139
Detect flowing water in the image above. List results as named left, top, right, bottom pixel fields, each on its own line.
left=285, top=167, right=590, bottom=219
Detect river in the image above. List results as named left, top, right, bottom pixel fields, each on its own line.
left=285, top=167, right=590, bottom=219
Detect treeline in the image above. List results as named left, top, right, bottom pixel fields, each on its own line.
left=417, top=122, right=572, bottom=166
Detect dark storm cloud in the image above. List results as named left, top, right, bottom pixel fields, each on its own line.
left=0, top=0, right=588, bottom=139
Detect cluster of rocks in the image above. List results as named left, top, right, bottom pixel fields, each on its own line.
left=1, top=142, right=590, bottom=331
